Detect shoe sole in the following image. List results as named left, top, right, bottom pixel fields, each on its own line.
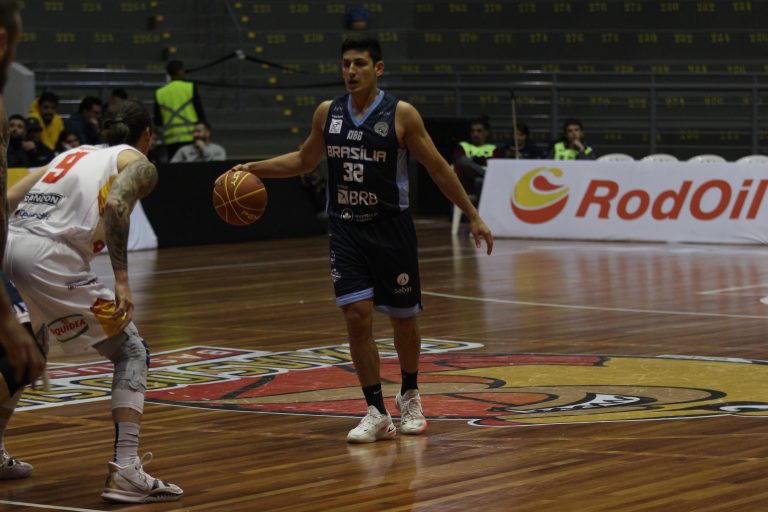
left=101, top=489, right=183, bottom=503
left=0, top=472, right=32, bottom=480
left=347, top=425, right=398, bottom=444
left=399, top=421, right=428, bottom=435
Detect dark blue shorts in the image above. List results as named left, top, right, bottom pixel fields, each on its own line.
left=3, top=276, right=29, bottom=322
left=328, top=212, right=422, bottom=318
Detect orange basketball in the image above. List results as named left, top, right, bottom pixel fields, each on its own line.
left=212, top=170, right=267, bottom=225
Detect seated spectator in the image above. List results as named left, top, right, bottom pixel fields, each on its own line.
left=105, top=87, right=129, bottom=114
left=27, top=91, right=65, bottom=152
left=148, top=132, right=169, bottom=165
left=23, top=117, right=55, bottom=167
left=505, top=122, right=545, bottom=159
left=65, top=96, right=103, bottom=146
left=56, top=129, right=81, bottom=153
left=170, top=121, right=226, bottom=162
left=453, top=116, right=501, bottom=198
left=7, top=114, right=30, bottom=167
left=548, top=118, right=596, bottom=160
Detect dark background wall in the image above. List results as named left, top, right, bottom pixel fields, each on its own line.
left=16, top=0, right=768, bottom=162
left=142, top=161, right=327, bottom=247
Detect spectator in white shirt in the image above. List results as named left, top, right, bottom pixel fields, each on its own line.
left=170, top=121, right=226, bottom=162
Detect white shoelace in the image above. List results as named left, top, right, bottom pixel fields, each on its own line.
left=402, top=398, right=423, bottom=420
left=358, top=410, right=384, bottom=431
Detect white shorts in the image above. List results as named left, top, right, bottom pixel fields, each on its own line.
left=3, top=232, right=125, bottom=353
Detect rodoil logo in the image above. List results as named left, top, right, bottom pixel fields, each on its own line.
left=511, top=167, right=570, bottom=223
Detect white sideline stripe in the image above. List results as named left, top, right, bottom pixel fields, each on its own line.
left=0, top=500, right=106, bottom=512
left=423, top=291, right=768, bottom=320
left=698, top=283, right=768, bottom=295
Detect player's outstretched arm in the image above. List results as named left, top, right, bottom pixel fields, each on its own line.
left=104, top=150, right=159, bottom=329
left=399, top=102, right=494, bottom=255
left=231, top=101, right=330, bottom=178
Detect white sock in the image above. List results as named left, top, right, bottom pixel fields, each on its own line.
left=114, top=422, right=140, bottom=466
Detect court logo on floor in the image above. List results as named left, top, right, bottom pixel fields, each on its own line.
left=20, top=345, right=768, bottom=427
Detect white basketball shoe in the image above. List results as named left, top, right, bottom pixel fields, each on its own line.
left=395, top=389, right=428, bottom=435
left=347, top=405, right=398, bottom=443
left=0, top=450, right=32, bottom=479
left=101, top=452, right=183, bottom=503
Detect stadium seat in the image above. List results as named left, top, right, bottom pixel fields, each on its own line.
left=597, top=153, right=634, bottom=162
left=640, top=153, right=679, bottom=163
left=687, top=154, right=727, bottom=163
left=736, top=155, right=768, bottom=164
left=451, top=204, right=462, bottom=236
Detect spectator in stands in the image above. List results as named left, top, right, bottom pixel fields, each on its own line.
left=7, top=114, right=29, bottom=167
left=147, top=132, right=169, bottom=165
left=506, top=122, right=545, bottom=159
left=55, top=129, right=80, bottom=154
left=23, top=117, right=55, bottom=167
left=27, top=91, right=64, bottom=153
left=65, top=96, right=103, bottom=146
left=105, top=88, right=128, bottom=114
left=154, top=60, right=207, bottom=160
left=170, top=121, right=226, bottom=162
left=548, top=118, right=596, bottom=160
left=453, top=116, right=501, bottom=198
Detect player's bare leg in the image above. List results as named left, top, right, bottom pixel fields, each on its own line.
left=97, top=327, right=183, bottom=503
left=344, top=299, right=396, bottom=443
left=0, top=316, right=40, bottom=480
left=0, top=389, right=31, bottom=479
left=344, top=300, right=379, bottom=387
left=391, top=316, right=427, bottom=435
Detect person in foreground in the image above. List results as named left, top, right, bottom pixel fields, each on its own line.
left=2, top=99, right=183, bottom=503
left=0, top=0, right=46, bottom=478
left=229, top=35, right=493, bottom=443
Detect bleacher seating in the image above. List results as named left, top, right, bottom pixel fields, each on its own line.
left=736, top=154, right=768, bottom=164
left=641, top=153, right=679, bottom=163
left=13, top=0, right=768, bottom=159
left=597, top=153, right=634, bottom=162
left=687, top=154, right=727, bottom=163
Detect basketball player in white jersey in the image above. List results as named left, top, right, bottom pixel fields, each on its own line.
left=0, top=0, right=47, bottom=480
left=2, top=99, right=183, bottom=503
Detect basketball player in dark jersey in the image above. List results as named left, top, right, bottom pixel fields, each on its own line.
left=229, top=35, right=493, bottom=443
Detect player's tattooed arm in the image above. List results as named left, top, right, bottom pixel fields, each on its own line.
left=104, top=156, right=158, bottom=271
left=105, top=154, right=158, bottom=328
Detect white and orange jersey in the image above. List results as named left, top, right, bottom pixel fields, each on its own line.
left=10, top=144, right=141, bottom=260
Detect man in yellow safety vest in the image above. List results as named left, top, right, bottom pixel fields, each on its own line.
left=153, top=60, right=207, bottom=161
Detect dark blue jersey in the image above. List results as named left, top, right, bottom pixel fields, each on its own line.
left=324, top=91, right=409, bottom=223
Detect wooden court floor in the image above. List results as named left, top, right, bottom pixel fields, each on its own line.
left=3, top=217, right=768, bottom=511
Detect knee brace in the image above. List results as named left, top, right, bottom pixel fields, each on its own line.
left=95, top=323, right=148, bottom=414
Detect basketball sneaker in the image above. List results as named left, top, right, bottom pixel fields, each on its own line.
left=101, top=452, right=183, bottom=503
left=347, top=405, right=397, bottom=443
left=0, top=450, right=32, bottom=479
left=395, top=389, right=428, bottom=435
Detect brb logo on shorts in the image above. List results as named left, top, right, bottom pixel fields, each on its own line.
left=511, top=167, right=570, bottom=224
